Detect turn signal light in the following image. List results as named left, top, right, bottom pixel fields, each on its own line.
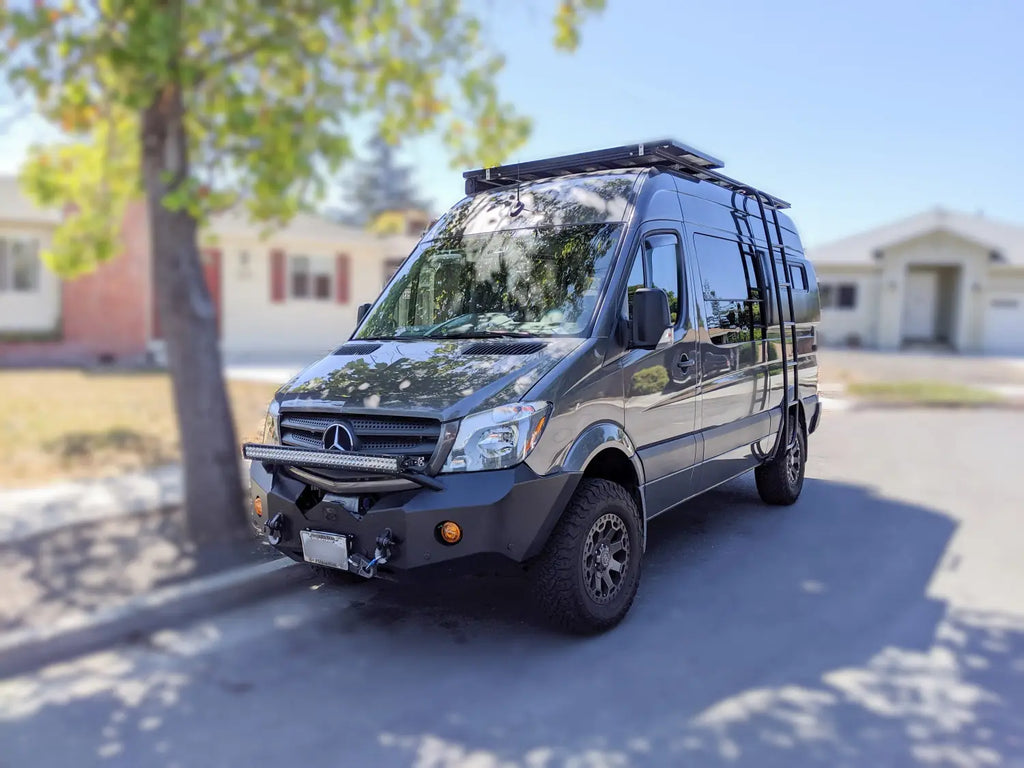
left=253, top=496, right=263, bottom=517
left=439, top=521, right=462, bottom=545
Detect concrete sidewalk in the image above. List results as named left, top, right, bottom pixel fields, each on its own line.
left=0, top=464, right=183, bottom=545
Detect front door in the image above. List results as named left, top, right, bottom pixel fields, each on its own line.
left=902, top=269, right=939, bottom=342
left=621, top=225, right=700, bottom=517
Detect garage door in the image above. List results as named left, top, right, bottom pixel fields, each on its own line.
left=984, top=294, right=1024, bottom=355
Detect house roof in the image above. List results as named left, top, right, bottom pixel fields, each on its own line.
left=206, top=209, right=379, bottom=243
left=807, top=208, right=1024, bottom=266
left=0, top=176, right=62, bottom=225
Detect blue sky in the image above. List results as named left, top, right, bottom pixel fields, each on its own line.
left=3, top=0, right=1022, bottom=246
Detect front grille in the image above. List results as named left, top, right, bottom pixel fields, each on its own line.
left=279, top=411, right=442, bottom=467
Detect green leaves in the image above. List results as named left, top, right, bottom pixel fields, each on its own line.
left=19, top=110, right=139, bottom=278
left=2, top=0, right=605, bottom=278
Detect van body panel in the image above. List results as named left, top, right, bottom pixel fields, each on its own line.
left=618, top=217, right=701, bottom=513
left=275, top=337, right=585, bottom=422
left=248, top=154, right=820, bottom=583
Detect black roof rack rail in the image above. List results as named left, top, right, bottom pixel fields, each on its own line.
left=463, top=139, right=790, bottom=209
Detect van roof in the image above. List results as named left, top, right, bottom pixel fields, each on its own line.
left=463, top=140, right=790, bottom=210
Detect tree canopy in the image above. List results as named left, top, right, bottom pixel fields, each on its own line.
left=0, top=0, right=605, bottom=276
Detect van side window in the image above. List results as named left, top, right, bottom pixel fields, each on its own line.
left=624, top=233, right=683, bottom=325
left=776, top=259, right=808, bottom=292
left=694, top=234, right=765, bottom=345
left=645, top=234, right=681, bottom=324
left=623, top=252, right=645, bottom=318
left=791, top=263, right=808, bottom=291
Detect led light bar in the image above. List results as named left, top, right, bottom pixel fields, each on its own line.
left=242, top=443, right=402, bottom=474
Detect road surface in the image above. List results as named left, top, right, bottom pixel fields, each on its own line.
left=1, top=408, right=1022, bottom=767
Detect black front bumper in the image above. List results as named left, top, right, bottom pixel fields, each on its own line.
left=248, top=461, right=581, bottom=572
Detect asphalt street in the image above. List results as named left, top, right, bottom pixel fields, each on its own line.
left=1, top=407, right=1022, bottom=768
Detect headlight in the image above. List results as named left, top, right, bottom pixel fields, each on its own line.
left=441, top=401, right=550, bottom=473
left=262, top=401, right=281, bottom=444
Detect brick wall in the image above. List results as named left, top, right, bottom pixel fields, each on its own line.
left=0, top=201, right=151, bottom=366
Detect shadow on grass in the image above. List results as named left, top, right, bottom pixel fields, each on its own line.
left=45, top=429, right=178, bottom=468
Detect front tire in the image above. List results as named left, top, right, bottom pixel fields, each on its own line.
left=755, top=415, right=807, bottom=505
left=531, top=478, right=643, bottom=634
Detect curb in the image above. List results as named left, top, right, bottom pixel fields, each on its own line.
left=0, top=556, right=304, bottom=678
left=821, top=396, right=1024, bottom=412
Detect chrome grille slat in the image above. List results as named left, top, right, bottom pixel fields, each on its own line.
left=278, top=410, right=442, bottom=469
left=280, top=415, right=440, bottom=438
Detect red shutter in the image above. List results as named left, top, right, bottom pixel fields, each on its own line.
left=336, top=253, right=350, bottom=304
left=270, top=249, right=286, bottom=302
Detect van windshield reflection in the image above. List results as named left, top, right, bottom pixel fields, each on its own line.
left=357, top=223, right=623, bottom=339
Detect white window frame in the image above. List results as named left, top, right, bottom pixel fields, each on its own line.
left=289, top=254, right=334, bottom=301
left=0, top=237, right=42, bottom=294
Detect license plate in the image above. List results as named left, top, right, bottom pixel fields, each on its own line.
left=300, top=530, right=351, bottom=571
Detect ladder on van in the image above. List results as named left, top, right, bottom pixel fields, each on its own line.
left=463, top=139, right=801, bottom=459
left=743, top=189, right=800, bottom=461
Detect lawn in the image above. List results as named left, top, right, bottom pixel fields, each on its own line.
left=845, top=380, right=1004, bottom=406
left=0, top=370, right=279, bottom=489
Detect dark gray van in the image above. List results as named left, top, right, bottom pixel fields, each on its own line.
left=244, top=140, right=821, bottom=632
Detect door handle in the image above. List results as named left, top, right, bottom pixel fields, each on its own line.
left=677, top=354, right=694, bottom=369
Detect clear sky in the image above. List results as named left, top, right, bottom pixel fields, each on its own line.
left=2, top=0, right=1022, bottom=247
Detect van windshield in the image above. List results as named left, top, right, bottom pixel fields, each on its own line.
left=357, top=222, right=623, bottom=339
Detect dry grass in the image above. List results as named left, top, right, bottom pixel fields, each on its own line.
left=0, top=369, right=278, bottom=489
left=846, top=380, right=1004, bottom=405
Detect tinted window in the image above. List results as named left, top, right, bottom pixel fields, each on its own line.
left=645, top=234, right=681, bottom=324
left=820, top=283, right=834, bottom=308
left=358, top=223, right=623, bottom=338
left=694, top=235, right=765, bottom=345
left=791, top=263, right=809, bottom=291
left=696, top=235, right=749, bottom=301
left=623, top=251, right=645, bottom=317
left=838, top=284, right=857, bottom=308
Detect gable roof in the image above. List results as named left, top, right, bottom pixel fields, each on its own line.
left=807, top=208, right=1024, bottom=266
left=0, top=176, right=62, bottom=225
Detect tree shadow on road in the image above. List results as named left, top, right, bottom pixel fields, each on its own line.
left=2, top=475, right=1023, bottom=767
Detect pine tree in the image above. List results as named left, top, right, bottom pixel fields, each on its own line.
left=344, top=134, right=429, bottom=225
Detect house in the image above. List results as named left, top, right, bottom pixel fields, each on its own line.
left=0, top=176, right=422, bottom=365
left=808, top=208, right=1024, bottom=355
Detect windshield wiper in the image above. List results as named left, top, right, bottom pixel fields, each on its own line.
left=426, top=330, right=537, bottom=339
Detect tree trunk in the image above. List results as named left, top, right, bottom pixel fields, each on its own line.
left=141, top=87, right=246, bottom=544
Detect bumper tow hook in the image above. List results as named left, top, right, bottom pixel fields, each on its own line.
left=264, top=513, right=285, bottom=546
left=347, top=528, right=397, bottom=579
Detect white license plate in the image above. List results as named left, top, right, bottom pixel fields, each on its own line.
left=300, top=530, right=351, bottom=570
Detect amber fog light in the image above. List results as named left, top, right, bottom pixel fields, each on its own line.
left=438, top=521, right=462, bottom=545
left=253, top=496, right=263, bottom=517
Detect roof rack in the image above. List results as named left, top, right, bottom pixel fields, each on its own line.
left=463, top=139, right=790, bottom=209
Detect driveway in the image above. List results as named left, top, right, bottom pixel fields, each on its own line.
left=1, top=407, right=1022, bottom=767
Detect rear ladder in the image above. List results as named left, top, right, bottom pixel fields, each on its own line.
left=743, top=189, right=799, bottom=459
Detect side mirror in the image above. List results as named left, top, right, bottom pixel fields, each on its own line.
left=357, top=303, right=372, bottom=323
left=630, top=288, right=671, bottom=349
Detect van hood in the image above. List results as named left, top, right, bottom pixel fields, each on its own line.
left=275, top=338, right=584, bottom=421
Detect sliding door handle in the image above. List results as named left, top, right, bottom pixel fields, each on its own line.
left=676, top=354, right=694, bottom=369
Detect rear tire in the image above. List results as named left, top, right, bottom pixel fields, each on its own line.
left=755, top=414, right=807, bottom=505
left=531, top=478, right=643, bottom=634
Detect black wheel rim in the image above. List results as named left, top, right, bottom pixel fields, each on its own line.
left=582, top=512, right=630, bottom=604
left=786, top=433, right=803, bottom=487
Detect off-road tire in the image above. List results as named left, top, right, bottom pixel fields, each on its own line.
left=755, top=415, right=807, bottom=505
left=531, top=478, right=643, bottom=634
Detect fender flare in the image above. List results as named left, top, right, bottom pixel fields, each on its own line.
left=562, top=421, right=646, bottom=486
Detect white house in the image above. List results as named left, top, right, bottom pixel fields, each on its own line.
left=808, top=209, right=1024, bottom=355
left=0, top=175, right=427, bottom=365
